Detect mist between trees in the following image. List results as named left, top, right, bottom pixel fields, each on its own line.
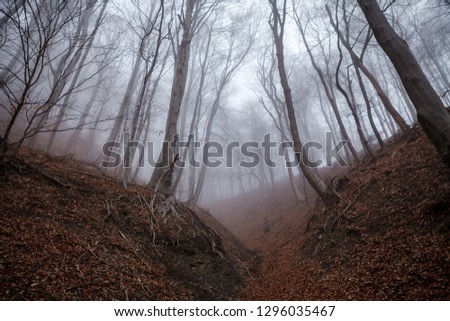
left=1, top=0, right=449, bottom=205
left=100, top=132, right=349, bottom=168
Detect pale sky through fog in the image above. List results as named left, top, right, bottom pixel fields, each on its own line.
left=221, top=0, right=308, bottom=114
left=218, top=0, right=260, bottom=112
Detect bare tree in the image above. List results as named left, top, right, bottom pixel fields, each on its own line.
left=335, top=36, right=375, bottom=157
left=131, top=45, right=172, bottom=183
left=105, top=1, right=166, bottom=151
left=257, top=45, right=306, bottom=203
left=357, top=0, right=450, bottom=174
left=122, top=0, right=168, bottom=188
left=269, top=0, right=338, bottom=205
left=189, top=10, right=256, bottom=204
left=325, top=3, right=409, bottom=134
left=331, top=0, right=385, bottom=147
left=0, top=0, right=25, bottom=30
left=292, top=8, right=359, bottom=163
left=148, top=0, right=218, bottom=194
left=172, top=20, right=216, bottom=197
left=46, top=0, right=109, bottom=152
left=0, top=1, right=88, bottom=158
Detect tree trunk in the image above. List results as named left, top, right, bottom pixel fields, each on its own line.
left=172, top=26, right=213, bottom=194
left=325, top=5, right=409, bottom=134
left=357, top=0, right=450, bottom=173
left=353, top=63, right=384, bottom=147
left=414, top=26, right=450, bottom=92
left=132, top=47, right=170, bottom=182
left=46, top=0, right=107, bottom=152
left=296, top=19, right=359, bottom=163
left=190, top=88, right=223, bottom=205
left=148, top=0, right=195, bottom=194
left=64, top=71, right=104, bottom=154
left=285, top=149, right=305, bottom=203
left=106, top=9, right=154, bottom=145
left=335, top=39, right=374, bottom=157
left=269, top=0, right=338, bottom=205
left=123, top=1, right=165, bottom=187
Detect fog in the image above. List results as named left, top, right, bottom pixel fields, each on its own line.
left=1, top=0, right=449, bottom=212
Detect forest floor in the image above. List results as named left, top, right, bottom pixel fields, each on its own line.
left=1, top=125, right=449, bottom=300
left=217, top=125, right=450, bottom=300
left=0, top=149, right=251, bottom=300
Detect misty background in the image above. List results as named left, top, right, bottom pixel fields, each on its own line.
left=1, top=0, right=449, bottom=210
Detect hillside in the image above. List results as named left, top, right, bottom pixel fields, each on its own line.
left=1, top=126, right=449, bottom=301
left=218, top=126, right=449, bottom=300
left=0, top=151, right=250, bottom=300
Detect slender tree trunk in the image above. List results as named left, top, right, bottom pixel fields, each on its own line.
left=326, top=5, right=409, bottom=134
left=83, top=102, right=105, bottom=158
left=370, top=52, right=399, bottom=134
left=46, top=0, right=107, bottom=152
left=353, top=63, right=384, bottom=147
left=238, top=167, right=246, bottom=197
left=297, top=21, right=358, bottom=162
left=132, top=47, right=171, bottom=182
left=269, top=0, right=338, bottom=205
left=285, top=149, right=305, bottom=203
left=64, top=71, right=104, bottom=153
left=372, top=103, right=391, bottom=138
left=190, top=88, right=223, bottom=204
left=390, top=68, right=416, bottom=122
left=106, top=12, right=154, bottom=145
left=123, top=2, right=165, bottom=187
left=260, top=85, right=306, bottom=203
left=414, top=26, right=450, bottom=91
left=335, top=40, right=374, bottom=157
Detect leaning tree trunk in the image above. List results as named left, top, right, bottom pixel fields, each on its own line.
left=357, top=0, right=450, bottom=173
left=189, top=87, right=223, bottom=205
left=335, top=37, right=374, bottom=157
left=325, top=5, right=409, bottom=134
left=269, top=0, right=338, bottom=205
left=46, top=0, right=107, bottom=152
left=296, top=19, right=359, bottom=163
left=353, top=63, right=384, bottom=147
left=131, top=47, right=170, bottom=182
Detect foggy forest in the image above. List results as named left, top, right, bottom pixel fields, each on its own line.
left=1, top=0, right=449, bottom=301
